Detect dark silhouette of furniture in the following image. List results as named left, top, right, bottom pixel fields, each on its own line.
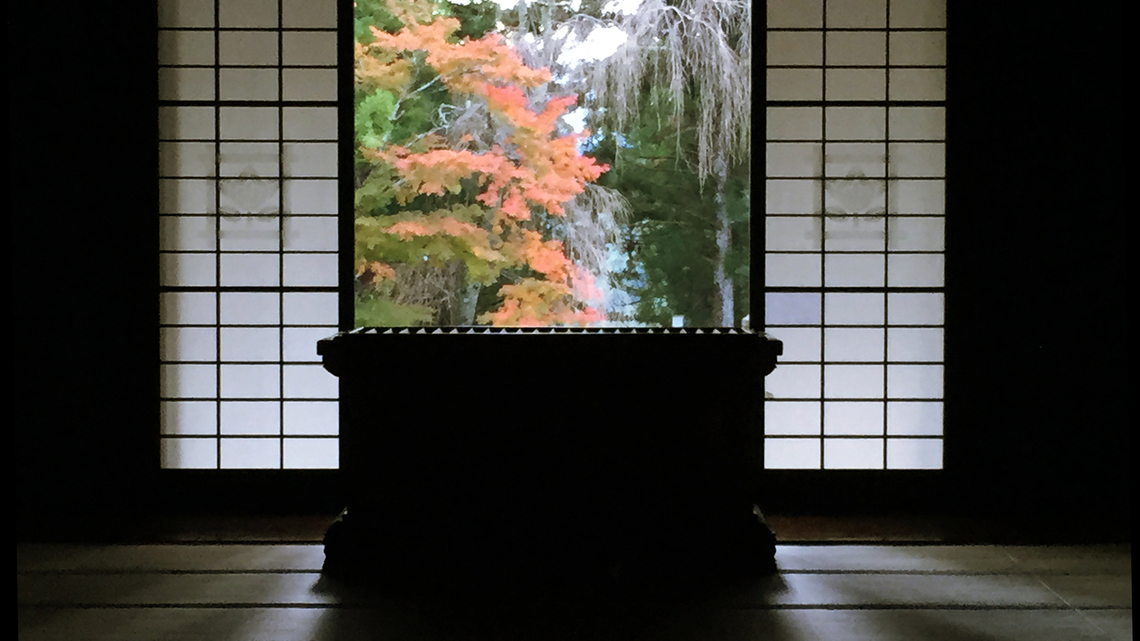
left=319, top=327, right=782, bottom=587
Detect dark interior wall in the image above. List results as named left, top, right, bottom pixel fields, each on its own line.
left=945, top=2, right=1127, bottom=527
left=11, top=2, right=1126, bottom=532
left=12, top=6, right=160, bottom=523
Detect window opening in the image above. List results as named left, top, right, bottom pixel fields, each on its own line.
left=352, top=0, right=752, bottom=328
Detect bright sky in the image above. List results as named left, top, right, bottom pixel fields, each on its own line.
left=447, top=0, right=642, bottom=15
left=444, top=0, right=645, bottom=133
left=555, top=24, right=628, bottom=66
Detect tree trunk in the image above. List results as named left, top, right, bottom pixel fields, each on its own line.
left=712, top=147, right=734, bottom=326
left=447, top=261, right=482, bottom=326
left=455, top=281, right=481, bottom=325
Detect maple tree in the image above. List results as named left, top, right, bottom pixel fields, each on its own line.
left=354, top=0, right=608, bottom=326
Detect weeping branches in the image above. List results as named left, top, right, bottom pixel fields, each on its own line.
left=577, top=0, right=752, bottom=186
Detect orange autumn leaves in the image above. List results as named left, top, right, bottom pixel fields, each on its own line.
left=355, top=0, right=608, bottom=326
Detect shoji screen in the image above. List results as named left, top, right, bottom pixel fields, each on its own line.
left=158, top=0, right=340, bottom=469
left=764, top=0, right=946, bottom=469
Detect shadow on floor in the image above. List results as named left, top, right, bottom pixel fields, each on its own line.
left=306, top=567, right=795, bottom=641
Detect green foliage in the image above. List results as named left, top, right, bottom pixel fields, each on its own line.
left=354, top=0, right=404, bottom=43
left=438, top=0, right=500, bottom=40
left=594, top=88, right=751, bottom=326
left=354, top=161, right=400, bottom=215
left=355, top=205, right=502, bottom=285
left=355, top=89, right=398, bottom=150
left=355, top=291, right=435, bottom=326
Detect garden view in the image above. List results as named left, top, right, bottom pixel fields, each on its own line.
left=354, top=0, right=751, bottom=327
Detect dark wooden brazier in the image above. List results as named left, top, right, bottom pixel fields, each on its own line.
left=319, top=327, right=782, bottom=587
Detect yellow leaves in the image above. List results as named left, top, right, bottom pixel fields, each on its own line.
left=382, top=0, right=437, bottom=26
left=356, top=260, right=397, bottom=285
left=383, top=220, right=434, bottom=238
left=355, top=41, right=412, bottom=92
left=382, top=213, right=482, bottom=242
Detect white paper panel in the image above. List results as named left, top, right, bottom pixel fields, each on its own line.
left=764, top=402, right=822, bottom=436
left=283, top=401, right=338, bottom=435
left=766, top=253, right=822, bottom=287
left=826, top=0, right=886, bottom=28
left=220, top=401, right=281, bottom=435
left=764, top=438, right=821, bottom=469
left=283, top=143, right=338, bottom=178
left=767, top=69, right=823, bottom=101
left=824, top=402, right=884, bottom=435
left=221, top=327, right=280, bottom=362
left=219, top=292, right=280, bottom=325
left=767, top=31, right=823, bottom=66
left=824, top=328, right=884, bottom=362
left=158, top=68, right=214, bottom=101
left=220, top=253, right=280, bottom=286
left=767, top=108, right=823, bottom=140
left=886, top=401, right=943, bottom=436
left=158, top=30, right=215, bottom=66
left=161, top=292, right=217, bottom=325
left=283, top=327, right=336, bottom=363
left=220, top=364, right=280, bottom=399
left=161, top=364, right=217, bottom=399
left=161, top=438, right=217, bottom=469
left=220, top=438, right=280, bottom=469
left=283, top=365, right=338, bottom=399
left=161, top=327, right=217, bottom=362
left=887, top=364, right=944, bottom=398
left=282, top=0, right=336, bottom=28
left=159, top=107, right=215, bottom=140
left=767, top=327, right=822, bottom=362
left=283, top=293, right=338, bottom=325
left=218, top=0, right=277, bottom=28
left=159, top=0, right=214, bottom=28
left=765, top=364, right=822, bottom=399
left=824, top=438, right=884, bottom=469
left=887, top=293, right=943, bottom=325
left=283, top=32, right=337, bottom=66
left=824, top=364, right=884, bottom=399
left=824, top=293, right=885, bottom=325
left=283, top=253, right=338, bottom=286
left=826, top=68, right=886, bottom=101
left=218, top=30, right=278, bottom=66
left=161, top=401, right=218, bottom=435
left=283, top=107, right=338, bottom=140
left=283, top=69, right=338, bottom=101
left=825, top=31, right=886, bottom=66
left=283, top=438, right=339, bottom=469
left=886, top=438, right=942, bottom=469
left=767, top=0, right=823, bottom=28
left=160, top=253, right=216, bottom=287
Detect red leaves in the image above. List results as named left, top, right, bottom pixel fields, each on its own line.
left=478, top=280, right=605, bottom=327
left=382, top=147, right=503, bottom=200
left=358, top=0, right=610, bottom=326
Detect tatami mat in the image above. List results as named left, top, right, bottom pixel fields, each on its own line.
left=18, top=543, right=1130, bottom=640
